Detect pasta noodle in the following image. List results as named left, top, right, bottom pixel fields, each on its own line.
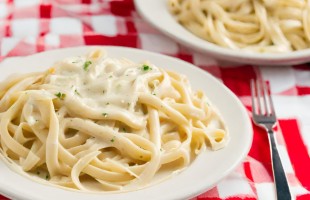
left=0, top=49, right=228, bottom=192
left=168, top=0, right=310, bottom=53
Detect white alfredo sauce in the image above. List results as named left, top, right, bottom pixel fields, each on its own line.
left=43, top=55, right=161, bottom=113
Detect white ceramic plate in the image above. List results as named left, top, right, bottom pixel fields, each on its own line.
left=0, top=46, right=252, bottom=200
left=134, top=0, right=310, bottom=66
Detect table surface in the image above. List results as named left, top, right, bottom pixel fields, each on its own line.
left=0, top=1, right=309, bottom=200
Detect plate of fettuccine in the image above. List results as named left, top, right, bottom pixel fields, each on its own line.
left=0, top=46, right=252, bottom=200
left=135, top=0, right=310, bottom=65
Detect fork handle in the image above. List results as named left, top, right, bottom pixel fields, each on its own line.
left=268, top=129, right=291, bottom=200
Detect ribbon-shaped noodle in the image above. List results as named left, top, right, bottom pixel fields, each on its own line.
left=0, top=49, right=228, bottom=192
left=169, top=0, right=310, bottom=52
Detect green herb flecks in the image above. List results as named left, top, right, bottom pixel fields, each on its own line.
left=83, top=60, right=92, bottom=71
left=110, top=136, right=116, bottom=143
left=142, top=64, right=152, bottom=72
left=74, top=89, right=81, bottom=96
left=55, top=92, right=66, bottom=100
left=102, top=113, right=108, bottom=117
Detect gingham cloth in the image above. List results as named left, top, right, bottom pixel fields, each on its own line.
left=0, top=1, right=309, bottom=200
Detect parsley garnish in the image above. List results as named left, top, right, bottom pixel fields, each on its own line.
left=110, top=136, right=115, bottom=142
left=142, top=64, right=152, bottom=71
left=102, top=113, right=108, bottom=117
left=106, top=102, right=110, bottom=105
left=83, top=60, right=92, bottom=71
left=55, top=92, right=66, bottom=100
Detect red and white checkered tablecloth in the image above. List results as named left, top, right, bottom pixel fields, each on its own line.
left=0, top=0, right=309, bottom=200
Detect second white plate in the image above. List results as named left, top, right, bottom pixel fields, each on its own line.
left=134, top=0, right=310, bottom=65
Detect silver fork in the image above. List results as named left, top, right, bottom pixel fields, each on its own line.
left=250, top=79, right=291, bottom=200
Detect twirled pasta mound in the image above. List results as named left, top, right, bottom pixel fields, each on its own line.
left=168, top=0, right=310, bottom=53
left=0, top=50, right=228, bottom=192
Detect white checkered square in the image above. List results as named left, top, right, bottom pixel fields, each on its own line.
left=193, top=52, right=217, bottom=67
left=50, top=17, right=83, bottom=35
left=11, top=18, right=39, bottom=37
left=44, top=34, right=60, bottom=47
left=260, top=66, right=295, bottom=93
left=1, top=37, right=20, bottom=56
left=0, top=3, right=7, bottom=18
left=217, top=172, right=254, bottom=198
left=295, top=69, right=310, bottom=86
left=24, top=36, right=36, bottom=45
left=91, top=15, right=118, bottom=36
left=256, top=183, right=276, bottom=200
left=14, top=0, right=40, bottom=7
left=139, top=34, right=178, bottom=54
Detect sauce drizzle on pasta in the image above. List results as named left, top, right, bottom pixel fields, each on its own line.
left=0, top=50, right=228, bottom=192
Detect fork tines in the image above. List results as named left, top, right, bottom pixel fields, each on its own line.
left=250, top=79, right=276, bottom=117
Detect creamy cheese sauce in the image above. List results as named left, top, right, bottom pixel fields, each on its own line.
left=0, top=50, right=228, bottom=193
left=45, top=56, right=160, bottom=111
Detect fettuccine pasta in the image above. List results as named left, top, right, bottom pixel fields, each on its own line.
left=0, top=49, right=228, bottom=192
left=168, top=0, right=310, bottom=53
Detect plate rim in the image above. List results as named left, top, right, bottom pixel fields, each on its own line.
left=0, top=46, right=253, bottom=200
